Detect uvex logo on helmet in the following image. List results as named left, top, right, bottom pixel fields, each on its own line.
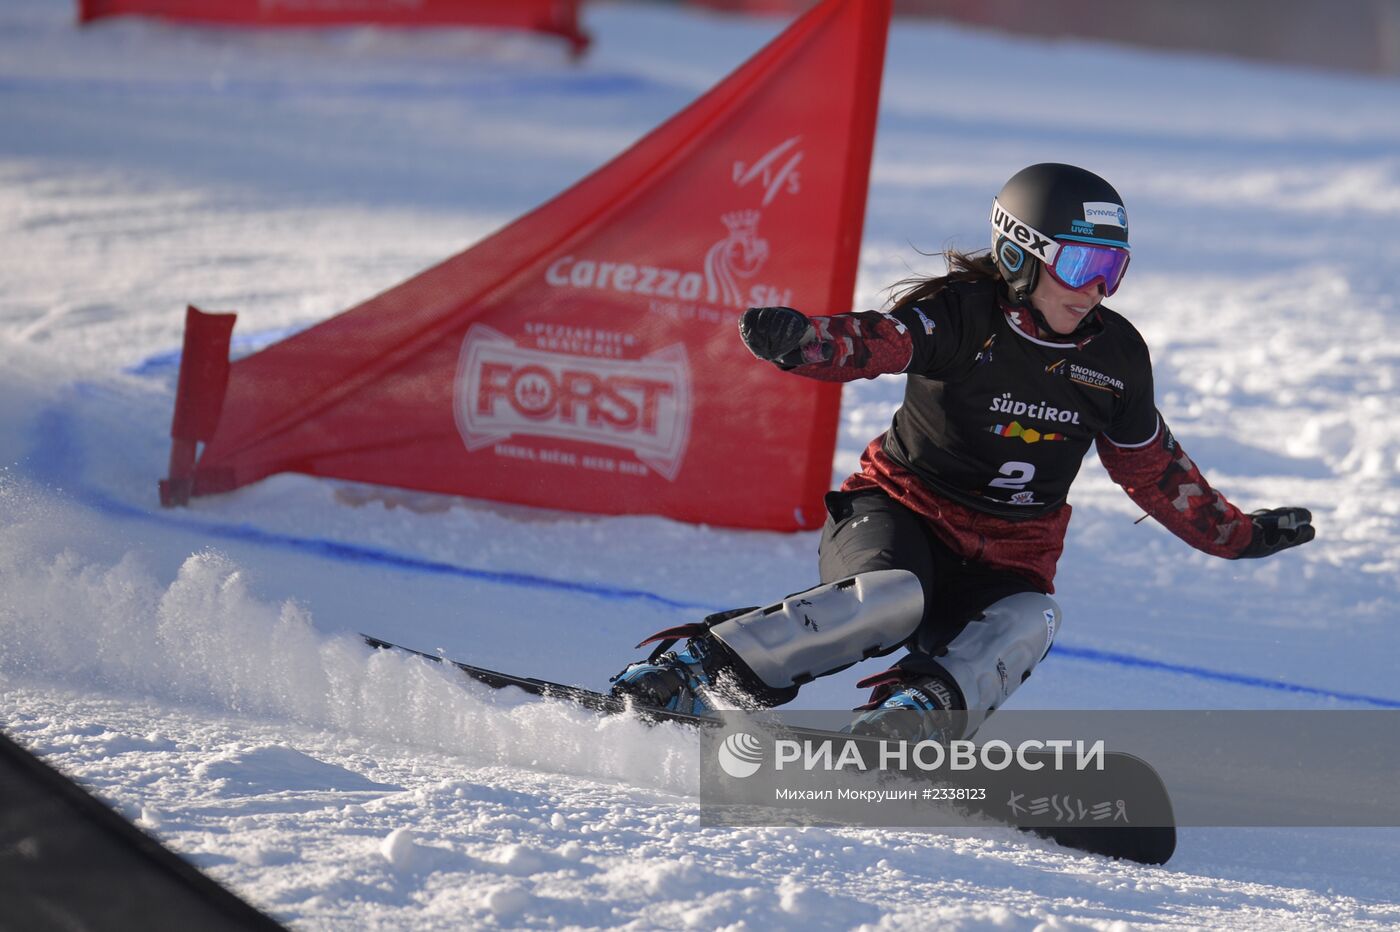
left=991, top=200, right=1057, bottom=264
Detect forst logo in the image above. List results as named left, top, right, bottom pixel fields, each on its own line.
left=479, top=363, right=671, bottom=430
left=455, top=325, right=692, bottom=480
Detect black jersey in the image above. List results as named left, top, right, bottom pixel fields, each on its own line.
left=882, top=280, right=1159, bottom=519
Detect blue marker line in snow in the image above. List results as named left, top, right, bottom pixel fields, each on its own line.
left=26, top=418, right=715, bottom=615
left=1052, top=645, right=1400, bottom=709
left=174, top=519, right=720, bottom=614
left=30, top=407, right=714, bottom=613
left=27, top=402, right=1400, bottom=709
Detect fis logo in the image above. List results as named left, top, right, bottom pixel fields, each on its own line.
left=732, top=135, right=803, bottom=207
left=974, top=335, right=996, bottom=367
left=544, top=139, right=802, bottom=310
left=456, top=325, right=692, bottom=479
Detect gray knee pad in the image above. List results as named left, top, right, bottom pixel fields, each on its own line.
left=709, top=570, right=924, bottom=690
left=933, top=592, right=1060, bottom=715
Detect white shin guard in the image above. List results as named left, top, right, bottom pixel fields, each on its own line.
left=708, top=570, right=924, bottom=691
left=932, top=592, right=1061, bottom=714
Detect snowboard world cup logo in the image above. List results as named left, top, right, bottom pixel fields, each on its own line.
left=455, top=325, right=692, bottom=480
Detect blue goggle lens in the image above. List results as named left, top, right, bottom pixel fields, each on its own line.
left=1050, top=243, right=1130, bottom=295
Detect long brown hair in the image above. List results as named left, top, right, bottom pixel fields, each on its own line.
left=887, top=249, right=1001, bottom=313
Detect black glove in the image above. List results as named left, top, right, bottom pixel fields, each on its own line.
left=1236, top=507, right=1315, bottom=559
left=738, top=306, right=830, bottom=367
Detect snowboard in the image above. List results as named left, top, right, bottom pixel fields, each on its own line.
left=362, top=634, right=1176, bottom=864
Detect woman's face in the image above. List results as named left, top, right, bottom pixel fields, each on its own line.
left=1030, top=264, right=1103, bottom=336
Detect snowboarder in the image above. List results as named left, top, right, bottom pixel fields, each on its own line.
left=611, top=163, right=1315, bottom=737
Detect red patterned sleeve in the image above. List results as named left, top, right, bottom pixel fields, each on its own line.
left=785, top=311, right=914, bottom=382
left=1096, top=418, right=1253, bottom=558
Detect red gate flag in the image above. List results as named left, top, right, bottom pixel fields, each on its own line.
left=161, top=0, right=891, bottom=531
left=78, top=0, right=590, bottom=55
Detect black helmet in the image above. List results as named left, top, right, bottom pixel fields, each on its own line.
left=990, top=163, right=1129, bottom=305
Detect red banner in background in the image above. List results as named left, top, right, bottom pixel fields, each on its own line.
left=163, top=0, right=891, bottom=531
left=79, top=0, right=590, bottom=54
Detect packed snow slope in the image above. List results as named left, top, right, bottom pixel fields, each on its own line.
left=3, top=1, right=1400, bottom=927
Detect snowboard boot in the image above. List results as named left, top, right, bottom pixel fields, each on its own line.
left=609, top=635, right=727, bottom=716
left=846, top=667, right=960, bottom=742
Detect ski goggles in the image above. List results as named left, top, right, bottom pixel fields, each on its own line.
left=1044, top=240, right=1131, bottom=296
left=992, top=198, right=1131, bottom=296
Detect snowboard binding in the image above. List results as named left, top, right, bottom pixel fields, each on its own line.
left=846, top=666, right=960, bottom=742
left=609, top=606, right=794, bottom=714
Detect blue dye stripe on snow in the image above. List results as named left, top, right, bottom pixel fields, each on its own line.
left=1052, top=646, right=1400, bottom=709
left=177, top=513, right=719, bottom=613
left=28, top=402, right=1400, bottom=709
left=29, top=414, right=711, bottom=614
